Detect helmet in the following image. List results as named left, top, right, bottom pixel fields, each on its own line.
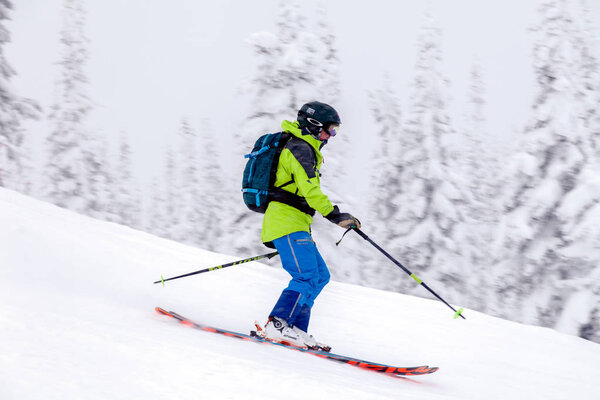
left=297, top=101, right=341, bottom=138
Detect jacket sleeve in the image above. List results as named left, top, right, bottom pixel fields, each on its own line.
left=279, top=149, right=335, bottom=217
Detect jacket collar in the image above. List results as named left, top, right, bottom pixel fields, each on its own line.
left=281, top=120, right=324, bottom=154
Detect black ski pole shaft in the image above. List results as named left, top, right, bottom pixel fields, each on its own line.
left=353, top=228, right=465, bottom=320
left=154, top=251, right=279, bottom=286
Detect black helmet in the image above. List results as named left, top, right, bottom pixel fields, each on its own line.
left=297, top=101, right=341, bottom=137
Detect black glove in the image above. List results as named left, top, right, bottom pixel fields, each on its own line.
left=325, top=205, right=361, bottom=229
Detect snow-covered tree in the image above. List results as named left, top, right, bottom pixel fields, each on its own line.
left=163, top=146, right=179, bottom=239
left=576, top=0, right=600, bottom=157
left=368, top=14, right=471, bottom=303
left=0, top=0, right=40, bottom=192
left=314, top=4, right=340, bottom=105
left=170, top=118, right=204, bottom=246
left=146, top=177, right=169, bottom=238
left=108, top=132, right=140, bottom=227
left=198, top=119, right=226, bottom=252
left=553, top=0, right=600, bottom=335
left=456, top=61, right=505, bottom=309
left=227, top=1, right=343, bottom=256
left=146, top=118, right=226, bottom=251
left=367, top=74, right=402, bottom=219
left=348, top=75, right=403, bottom=286
left=493, top=0, right=600, bottom=332
left=462, top=62, right=497, bottom=220
left=241, top=3, right=307, bottom=141
left=239, top=1, right=342, bottom=157
left=311, top=3, right=351, bottom=199
left=42, top=0, right=92, bottom=213
left=146, top=144, right=179, bottom=240
left=83, top=134, right=112, bottom=219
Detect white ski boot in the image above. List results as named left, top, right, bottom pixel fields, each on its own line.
left=292, top=326, right=331, bottom=352
left=257, top=317, right=307, bottom=348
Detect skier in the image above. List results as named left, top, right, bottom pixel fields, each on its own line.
left=259, top=101, right=361, bottom=350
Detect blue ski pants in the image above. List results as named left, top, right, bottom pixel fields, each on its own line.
left=270, top=231, right=330, bottom=330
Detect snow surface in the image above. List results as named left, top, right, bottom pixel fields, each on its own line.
left=1, top=187, right=599, bottom=400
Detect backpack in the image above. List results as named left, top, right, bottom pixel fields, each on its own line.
left=242, top=132, right=290, bottom=213
left=242, top=132, right=316, bottom=215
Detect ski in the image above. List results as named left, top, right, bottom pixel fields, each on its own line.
left=155, top=307, right=438, bottom=377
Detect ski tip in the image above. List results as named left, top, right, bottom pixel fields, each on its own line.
left=453, top=307, right=464, bottom=319
left=395, top=366, right=439, bottom=376
left=155, top=307, right=169, bottom=315
left=423, top=366, right=439, bottom=375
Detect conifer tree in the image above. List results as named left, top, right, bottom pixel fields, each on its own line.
left=109, top=132, right=140, bottom=227
left=146, top=145, right=178, bottom=240
left=374, top=14, right=470, bottom=302
left=550, top=0, right=600, bottom=341
left=367, top=74, right=402, bottom=220
left=494, top=0, right=600, bottom=331
left=0, top=0, right=40, bottom=192
left=147, top=177, right=169, bottom=238
left=163, top=146, right=179, bottom=240
left=354, top=75, right=403, bottom=286
left=198, top=119, right=225, bottom=251
left=42, top=0, right=93, bottom=213
left=459, top=61, right=502, bottom=309
left=229, top=1, right=343, bottom=256
left=311, top=4, right=349, bottom=198
left=463, top=62, right=493, bottom=219
left=171, top=118, right=204, bottom=246
left=83, top=135, right=112, bottom=219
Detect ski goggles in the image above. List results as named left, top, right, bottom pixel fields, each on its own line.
left=325, top=124, right=339, bottom=137
left=306, top=117, right=339, bottom=137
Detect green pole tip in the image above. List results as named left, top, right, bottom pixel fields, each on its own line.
left=160, top=275, right=165, bottom=287
left=454, top=307, right=464, bottom=319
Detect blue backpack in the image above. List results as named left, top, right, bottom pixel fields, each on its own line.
left=242, top=132, right=291, bottom=213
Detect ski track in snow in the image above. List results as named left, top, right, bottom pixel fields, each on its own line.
left=1, top=188, right=599, bottom=400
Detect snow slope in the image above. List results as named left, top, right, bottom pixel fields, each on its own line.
left=1, top=187, right=599, bottom=400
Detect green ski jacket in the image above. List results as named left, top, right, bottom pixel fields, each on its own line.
left=261, top=120, right=335, bottom=245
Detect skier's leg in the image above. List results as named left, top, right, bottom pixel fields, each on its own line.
left=269, top=231, right=320, bottom=324
left=293, top=249, right=330, bottom=331
left=306, top=247, right=330, bottom=308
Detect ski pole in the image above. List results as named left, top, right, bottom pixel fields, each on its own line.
left=352, top=228, right=465, bottom=320
left=154, top=251, right=279, bottom=286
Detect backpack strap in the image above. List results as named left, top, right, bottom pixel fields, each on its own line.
left=268, top=188, right=316, bottom=216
